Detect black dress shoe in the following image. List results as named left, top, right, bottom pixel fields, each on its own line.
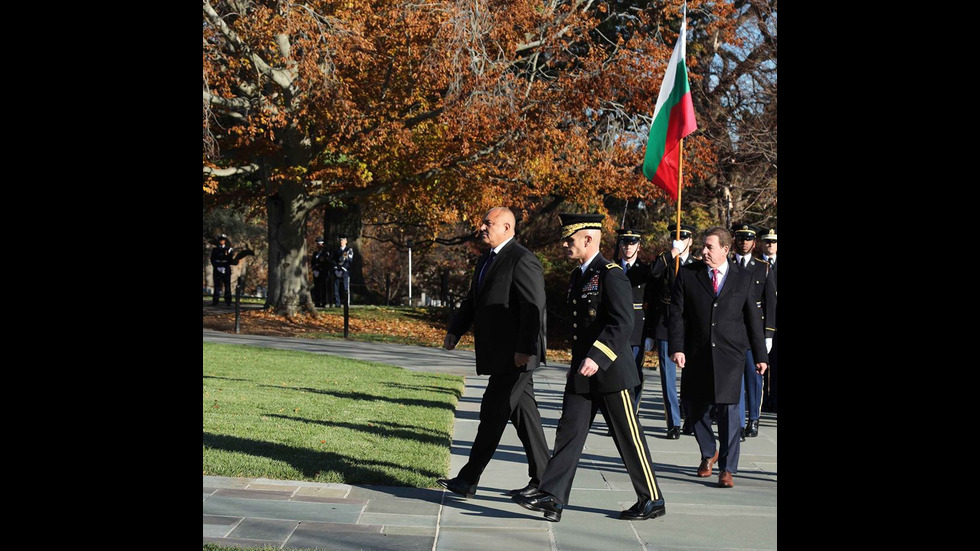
left=665, top=427, right=680, bottom=439
left=437, top=477, right=477, bottom=498
left=620, top=498, right=666, bottom=520
left=681, top=422, right=694, bottom=436
left=512, top=491, right=563, bottom=522
left=506, top=484, right=539, bottom=497
left=747, top=419, right=759, bottom=437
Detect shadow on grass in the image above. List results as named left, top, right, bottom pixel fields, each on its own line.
left=382, top=381, right=463, bottom=399
left=267, top=414, right=452, bottom=446
left=203, top=432, right=443, bottom=486
left=257, top=384, right=455, bottom=410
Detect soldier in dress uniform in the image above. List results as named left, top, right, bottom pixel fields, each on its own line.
left=512, top=213, right=666, bottom=523
left=646, top=223, right=698, bottom=439
left=210, top=234, right=234, bottom=306
left=730, top=223, right=776, bottom=439
left=332, top=236, right=355, bottom=307
left=759, top=228, right=778, bottom=413
left=310, top=237, right=330, bottom=308
left=614, top=228, right=654, bottom=418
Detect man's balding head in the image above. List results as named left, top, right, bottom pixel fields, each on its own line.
left=480, top=207, right=516, bottom=248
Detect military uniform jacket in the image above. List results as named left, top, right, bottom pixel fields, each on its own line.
left=210, top=245, right=234, bottom=274
left=334, top=246, right=354, bottom=275
left=733, top=254, right=777, bottom=338
left=621, top=259, right=652, bottom=346
left=646, top=251, right=696, bottom=341
left=667, top=260, right=769, bottom=404
left=448, top=239, right=546, bottom=376
left=566, top=254, right=639, bottom=395
left=311, top=249, right=330, bottom=277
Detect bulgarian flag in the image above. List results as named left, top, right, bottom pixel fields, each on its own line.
left=642, top=7, right=697, bottom=201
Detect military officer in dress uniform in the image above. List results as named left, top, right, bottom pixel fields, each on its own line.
left=614, top=228, right=654, bottom=417
left=730, top=223, right=776, bottom=439
left=759, top=228, right=777, bottom=413
left=332, top=236, right=355, bottom=307
left=646, top=223, right=698, bottom=439
left=512, top=213, right=666, bottom=523
left=310, top=237, right=330, bottom=308
left=210, top=234, right=234, bottom=306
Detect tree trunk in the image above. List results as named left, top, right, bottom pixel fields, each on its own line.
left=267, top=181, right=318, bottom=316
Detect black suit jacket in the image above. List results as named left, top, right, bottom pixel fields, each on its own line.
left=448, top=238, right=546, bottom=376
left=667, top=260, right=769, bottom=404
left=566, top=254, right=638, bottom=394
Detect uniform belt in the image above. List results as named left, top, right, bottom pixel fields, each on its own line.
left=633, top=303, right=643, bottom=309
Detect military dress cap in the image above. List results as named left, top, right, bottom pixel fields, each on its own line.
left=559, top=213, right=604, bottom=239
left=616, top=228, right=642, bottom=243
left=315, top=236, right=325, bottom=244
left=216, top=233, right=231, bottom=244
left=761, top=228, right=777, bottom=242
left=732, top=223, right=759, bottom=239
left=667, top=223, right=696, bottom=239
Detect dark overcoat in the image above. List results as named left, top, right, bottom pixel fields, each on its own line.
left=448, top=238, right=546, bottom=376
left=667, top=259, right=769, bottom=404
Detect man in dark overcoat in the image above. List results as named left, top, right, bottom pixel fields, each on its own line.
left=438, top=207, right=550, bottom=500
left=668, top=226, right=769, bottom=488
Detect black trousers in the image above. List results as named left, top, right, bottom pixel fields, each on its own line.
left=212, top=268, right=232, bottom=304
left=333, top=274, right=349, bottom=306
left=538, top=388, right=663, bottom=506
left=457, top=369, right=550, bottom=487
left=689, top=401, right=741, bottom=474
left=312, top=273, right=328, bottom=306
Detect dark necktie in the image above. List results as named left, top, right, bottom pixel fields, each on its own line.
left=478, top=251, right=496, bottom=288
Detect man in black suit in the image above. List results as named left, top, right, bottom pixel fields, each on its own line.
left=669, top=226, right=769, bottom=488
left=730, top=223, right=776, bottom=439
left=513, top=213, right=665, bottom=522
left=438, top=207, right=550, bottom=500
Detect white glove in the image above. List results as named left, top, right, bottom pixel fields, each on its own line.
left=644, top=337, right=654, bottom=352
left=765, top=338, right=773, bottom=353
left=672, top=240, right=687, bottom=253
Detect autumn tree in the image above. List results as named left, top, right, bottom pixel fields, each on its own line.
left=203, top=0, right=750, bottom=316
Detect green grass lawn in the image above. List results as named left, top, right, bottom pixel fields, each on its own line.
left=203, top=342, right=464, bottom=488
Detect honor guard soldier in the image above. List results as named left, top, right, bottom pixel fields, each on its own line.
left=730, top=223, right=776, bottom=439
left=647, top=222, right=698, bottom=439
left=210, top=234, right=234, bottom=306
left=615, top=228, right=655, bottom=417
left=311, top=237, right=330, bottom=308
left=759, top=228, right=777, bottom=413
left=512, top=213, right=666, bottom=523
left=332, top=236, right=355, bottom=307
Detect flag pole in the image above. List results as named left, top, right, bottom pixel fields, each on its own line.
left=674, top=138, right=683, bottom=274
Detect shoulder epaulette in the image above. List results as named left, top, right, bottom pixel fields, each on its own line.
left=606, top=262, right=621, bottom=270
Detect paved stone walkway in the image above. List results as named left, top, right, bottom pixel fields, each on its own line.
left=203, top=329, right=777, bottom=550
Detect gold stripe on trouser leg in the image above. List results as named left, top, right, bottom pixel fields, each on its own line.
left=619, top=389, right=658, bottom=500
